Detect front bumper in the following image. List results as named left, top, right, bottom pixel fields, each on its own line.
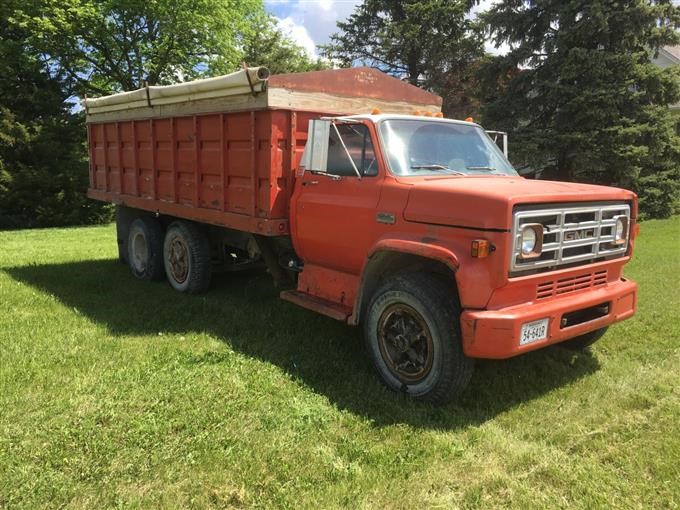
left=460, top=278, right=637, bottom=359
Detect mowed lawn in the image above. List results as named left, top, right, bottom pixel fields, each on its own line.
left=0, top=217, right=678, bottom=509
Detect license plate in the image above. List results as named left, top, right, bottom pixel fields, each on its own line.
left=520, top=318, right=549, bottom=345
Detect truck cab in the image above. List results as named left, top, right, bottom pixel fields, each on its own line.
left=285, top=113, right=638, bottom=403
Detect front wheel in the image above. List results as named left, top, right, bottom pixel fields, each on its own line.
left=363, top=273, right=474, bottom=404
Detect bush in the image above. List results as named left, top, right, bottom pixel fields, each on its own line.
left=636, top=166, right=680, bottom=221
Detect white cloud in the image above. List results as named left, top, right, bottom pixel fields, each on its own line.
left=485, top=40, right=510, bottom=56
left=269, top=0, right=510, bottom=59
left=469, top=0, right=499, bottom=18
left=270, top=0, right=362, bottom=50
left=317, top=0, right=334, bottom=11
left=469, top=0, right=510, bottom=56
left=277, top=16, right=319, bottom=58
left=271, top=1, right=363, bottom=60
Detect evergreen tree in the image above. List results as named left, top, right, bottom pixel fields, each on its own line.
left=242, top=15, right=329, bottom=74
left=0, top=1, right=110, bottom=228
left=323, top=0, right=485, bottom=118
left=479, top=0, right=680, bottom=218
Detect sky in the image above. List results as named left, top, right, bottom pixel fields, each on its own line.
left=264, top=0, right=509, bottom=60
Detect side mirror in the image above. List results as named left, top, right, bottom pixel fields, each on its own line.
left=300, top=119, right=330, bottom=172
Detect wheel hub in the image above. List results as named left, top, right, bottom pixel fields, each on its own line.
left=131, top=231, right=148, bottom=272
left=392, top=333, right=410, bottom=353
left=377, top=304, right=434, bottom=383
left=167, top=236, right=189, bottom=283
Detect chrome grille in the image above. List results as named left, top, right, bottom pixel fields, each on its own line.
left=511, top=203, right=630, bottom=274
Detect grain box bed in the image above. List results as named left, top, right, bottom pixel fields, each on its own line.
left=84, top=67, right=442, bottom=235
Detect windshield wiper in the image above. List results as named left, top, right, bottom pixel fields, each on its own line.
left=410, top=165, right=465, bottom=175
left=466, top=166, right=497, bottom=172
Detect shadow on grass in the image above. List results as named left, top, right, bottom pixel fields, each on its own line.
left=7, top=259, right=600, bottom=430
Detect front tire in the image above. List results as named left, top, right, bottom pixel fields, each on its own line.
left=163, top=221, right=211, bottom=293
left=363, top=273, right=474, bottom=404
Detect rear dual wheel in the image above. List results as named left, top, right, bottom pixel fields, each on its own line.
left=127, top=217, right=165, bottom=281
left=163, top=221, right=211, bottom=293
left=363, top=273, right=474, bottom=404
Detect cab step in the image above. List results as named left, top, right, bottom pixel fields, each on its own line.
left=280, top=290, right=351, bottom=321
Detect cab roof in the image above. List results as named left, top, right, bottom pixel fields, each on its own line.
left=325, top=113, right=480, bottom=128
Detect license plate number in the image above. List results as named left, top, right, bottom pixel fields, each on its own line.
left=520, top=318, right=549, bottom=345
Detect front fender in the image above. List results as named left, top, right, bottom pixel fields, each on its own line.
left=349, top=237, right=461, bottom=325
left=368, top=238, right=460, bottom=270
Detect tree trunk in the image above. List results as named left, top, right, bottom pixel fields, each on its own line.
left=556, top=151, right=574, bottom=182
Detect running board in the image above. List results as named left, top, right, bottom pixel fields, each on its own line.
left=280, top=290, right=351, bottom=321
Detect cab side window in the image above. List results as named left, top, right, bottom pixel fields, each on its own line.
left=326, top=124, right=378, bottom=177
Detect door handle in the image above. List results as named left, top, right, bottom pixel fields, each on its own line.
left=302, top=180, right=319, bottom=186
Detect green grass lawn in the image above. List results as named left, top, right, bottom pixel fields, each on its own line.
left=1, top=218, right=679, bottom=509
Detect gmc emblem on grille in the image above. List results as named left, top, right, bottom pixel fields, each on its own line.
left=564, top=229, right=595, bottom=241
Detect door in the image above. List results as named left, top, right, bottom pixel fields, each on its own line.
left=292, top=122, right=383, bottom=275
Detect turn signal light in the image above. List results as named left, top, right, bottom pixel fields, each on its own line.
left=471, top=240, right=492, bottom=258
left=434, top=112, right=443, bottom=118
left=371, top=107, right=382, bottom=115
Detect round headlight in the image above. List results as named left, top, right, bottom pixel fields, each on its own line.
left=521, top=227, right=537, bottom=255
left=614, top=217, right=626, bottom=242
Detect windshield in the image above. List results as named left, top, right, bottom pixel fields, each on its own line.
left=378, top=119, right=518, bottom=177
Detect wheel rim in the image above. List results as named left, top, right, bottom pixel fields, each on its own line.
left=167, top=235, right=189, bottom=284
left=131, top=231, right=148, bottom=272
left=377, top=303, right=434, bottom=383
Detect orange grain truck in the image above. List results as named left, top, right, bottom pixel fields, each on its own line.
left=84, top=67, right=638, bottom=403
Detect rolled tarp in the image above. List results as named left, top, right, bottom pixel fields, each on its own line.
left=83, top=67, right=270, bottom=115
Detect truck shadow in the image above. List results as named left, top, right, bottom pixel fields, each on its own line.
left=6, top=259, right=600, bottom=430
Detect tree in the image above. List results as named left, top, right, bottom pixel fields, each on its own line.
left=2, top=0, right=322, bottom=229
left=0, top=0, right=110, bottom=228
left=242, top=15, right=328, bottom=74
left=323, top=0, right=485, bottom=118
left=479, top=0, right=680, bottom=218
left=14, top=0, right=265, bottom=95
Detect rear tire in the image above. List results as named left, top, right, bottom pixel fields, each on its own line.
left=127, top=217, right=165, bottom=281
left=163, top=221, right=211, bottom=293
left=363, top=272, right=474, bottom=404
left=116, top=206, right=137, bottom=264
left=560, top=326, right=609, bottom=351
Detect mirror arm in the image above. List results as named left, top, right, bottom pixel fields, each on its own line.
left=331, top=122, right=362, bottom=180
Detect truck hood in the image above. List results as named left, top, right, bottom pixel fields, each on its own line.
left=402, top=176, right=636, bottom=231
